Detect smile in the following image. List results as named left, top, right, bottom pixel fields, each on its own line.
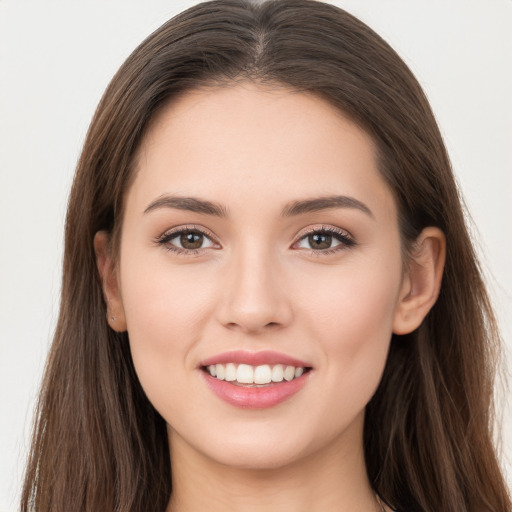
left=199, top=351, right=313, bottom=408
left=204, top=363, right=307, bottom=386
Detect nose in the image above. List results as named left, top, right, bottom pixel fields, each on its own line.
left=216, top=245, right=293, bottom=335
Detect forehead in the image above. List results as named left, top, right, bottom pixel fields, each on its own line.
left=128, top=81, right=396, bottom=222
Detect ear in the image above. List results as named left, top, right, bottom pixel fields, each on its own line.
left=94, top=231, right=127, bottom=332
left=393, top=227, right=446, bottom=335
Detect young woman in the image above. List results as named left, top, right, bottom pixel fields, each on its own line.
left=20, top=1, right=511, bottom=511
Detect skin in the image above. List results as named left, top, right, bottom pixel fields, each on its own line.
left=95, top=81, right=445, bottom=512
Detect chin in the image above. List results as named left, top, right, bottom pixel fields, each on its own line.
left=208, top=442, right=310, bottom=471
left=172, top=418, right=349, bottom=473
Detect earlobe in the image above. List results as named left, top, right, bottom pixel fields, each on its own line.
left=93, top=231, right=127, bottom=332
left=393, top=227, right=446, bottom=335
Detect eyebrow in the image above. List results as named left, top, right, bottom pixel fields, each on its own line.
left=144, top=195, right=229, bottom=217
left=281, top=195, right=374, bottom=219
left=144, top=194, right=374, bottom=219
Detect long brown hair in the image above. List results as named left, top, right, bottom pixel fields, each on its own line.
left=21, top=1, right=511, bottom=511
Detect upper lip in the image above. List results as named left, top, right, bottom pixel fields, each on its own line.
left=200, top=350, right=311, bottom=368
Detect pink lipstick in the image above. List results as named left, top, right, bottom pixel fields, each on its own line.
left=199, top=350, right=312, bottom=409
left=200, top=350, right=310, bottom=368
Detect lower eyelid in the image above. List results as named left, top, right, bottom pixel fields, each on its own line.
left=156, top=226, right=216, bottom=245
left=294, top=228, right=355, bottom=248
left=171, top=233, right=216, bottom=249
left=155, top=226, right=354, bottom=254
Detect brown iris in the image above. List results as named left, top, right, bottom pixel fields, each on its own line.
left=309, top=233, right=332, bottom=250
left=180, top=232, right=204, bottom=249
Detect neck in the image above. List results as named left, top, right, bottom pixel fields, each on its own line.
left=165, top=414, right=380, bottom=512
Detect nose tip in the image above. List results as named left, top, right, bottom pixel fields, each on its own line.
left=216, top=253, right=293, bottom=334
left=223, top=310, right=286, bottom=335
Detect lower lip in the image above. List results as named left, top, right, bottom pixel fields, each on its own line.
left=201, top=371, right=310, bottom=409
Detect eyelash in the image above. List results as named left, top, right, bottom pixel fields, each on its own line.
left=154, top=224, right=356, bottom=257
left=154, top=225, right=218, bottom=256
left=296, top=225, right=356, bottom=256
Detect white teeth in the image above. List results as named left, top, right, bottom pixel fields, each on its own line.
left=207, top=363, right=307, bottom=385
left=284, top=366, right=295, bottom=381
left=254, top=364, right=272, bottom=384
left=225, top=363, right=237, bottom=382
left=215, top=364, right=225, bottom=380
left=237, top=364, right=254, bottom=384
left=271, top=364, right=284, bottom=382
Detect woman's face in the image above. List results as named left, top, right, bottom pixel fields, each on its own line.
left=114, top=82, right=408, bottom=469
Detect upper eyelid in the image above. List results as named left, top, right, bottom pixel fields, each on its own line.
left=157, top=224, right=351, bottom=238
left=156, top=224, right=354, bottom=249
left=294, top=224, right=353, bottom=239
left=154, top=227, right=219, bottom=256
left=157, top=225, right=217, bottom=241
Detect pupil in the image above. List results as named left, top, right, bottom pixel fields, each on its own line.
left=181, top=232, right=203, bottom=249
left=310, top=233, right=332, bottom=250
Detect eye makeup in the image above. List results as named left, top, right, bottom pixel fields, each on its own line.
left=153, top=224, right=219, bottom=256
left=292, top=225, right=356, bottom=256
left=153, top=223, right=356, bottom=257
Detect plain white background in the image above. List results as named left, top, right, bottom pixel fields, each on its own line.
left=0, top=1, right=510, bottom=510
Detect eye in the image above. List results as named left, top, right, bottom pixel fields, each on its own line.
left=155, top=226, right=218, bottom=255
left=294, top=226, right=355, bottom=254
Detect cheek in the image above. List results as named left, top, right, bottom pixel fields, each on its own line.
left=300, top=249, right=401, bottom=332
left=120, top=239, right=218, bottom=334
left=117, top=254, right=219, bottom=403
left=298, top=252, right=402, bottom=404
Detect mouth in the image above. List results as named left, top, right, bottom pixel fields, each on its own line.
left=201, top=363, right=312, bottom=387
left=199, top=351, right=313, bottom=408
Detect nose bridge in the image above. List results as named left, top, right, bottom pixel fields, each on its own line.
left=218, top=238, right=292, bottom=333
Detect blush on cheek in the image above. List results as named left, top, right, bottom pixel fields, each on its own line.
left=120, top=266, right=216, bottom=403
left=306, top=267, right=399, bottom=386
